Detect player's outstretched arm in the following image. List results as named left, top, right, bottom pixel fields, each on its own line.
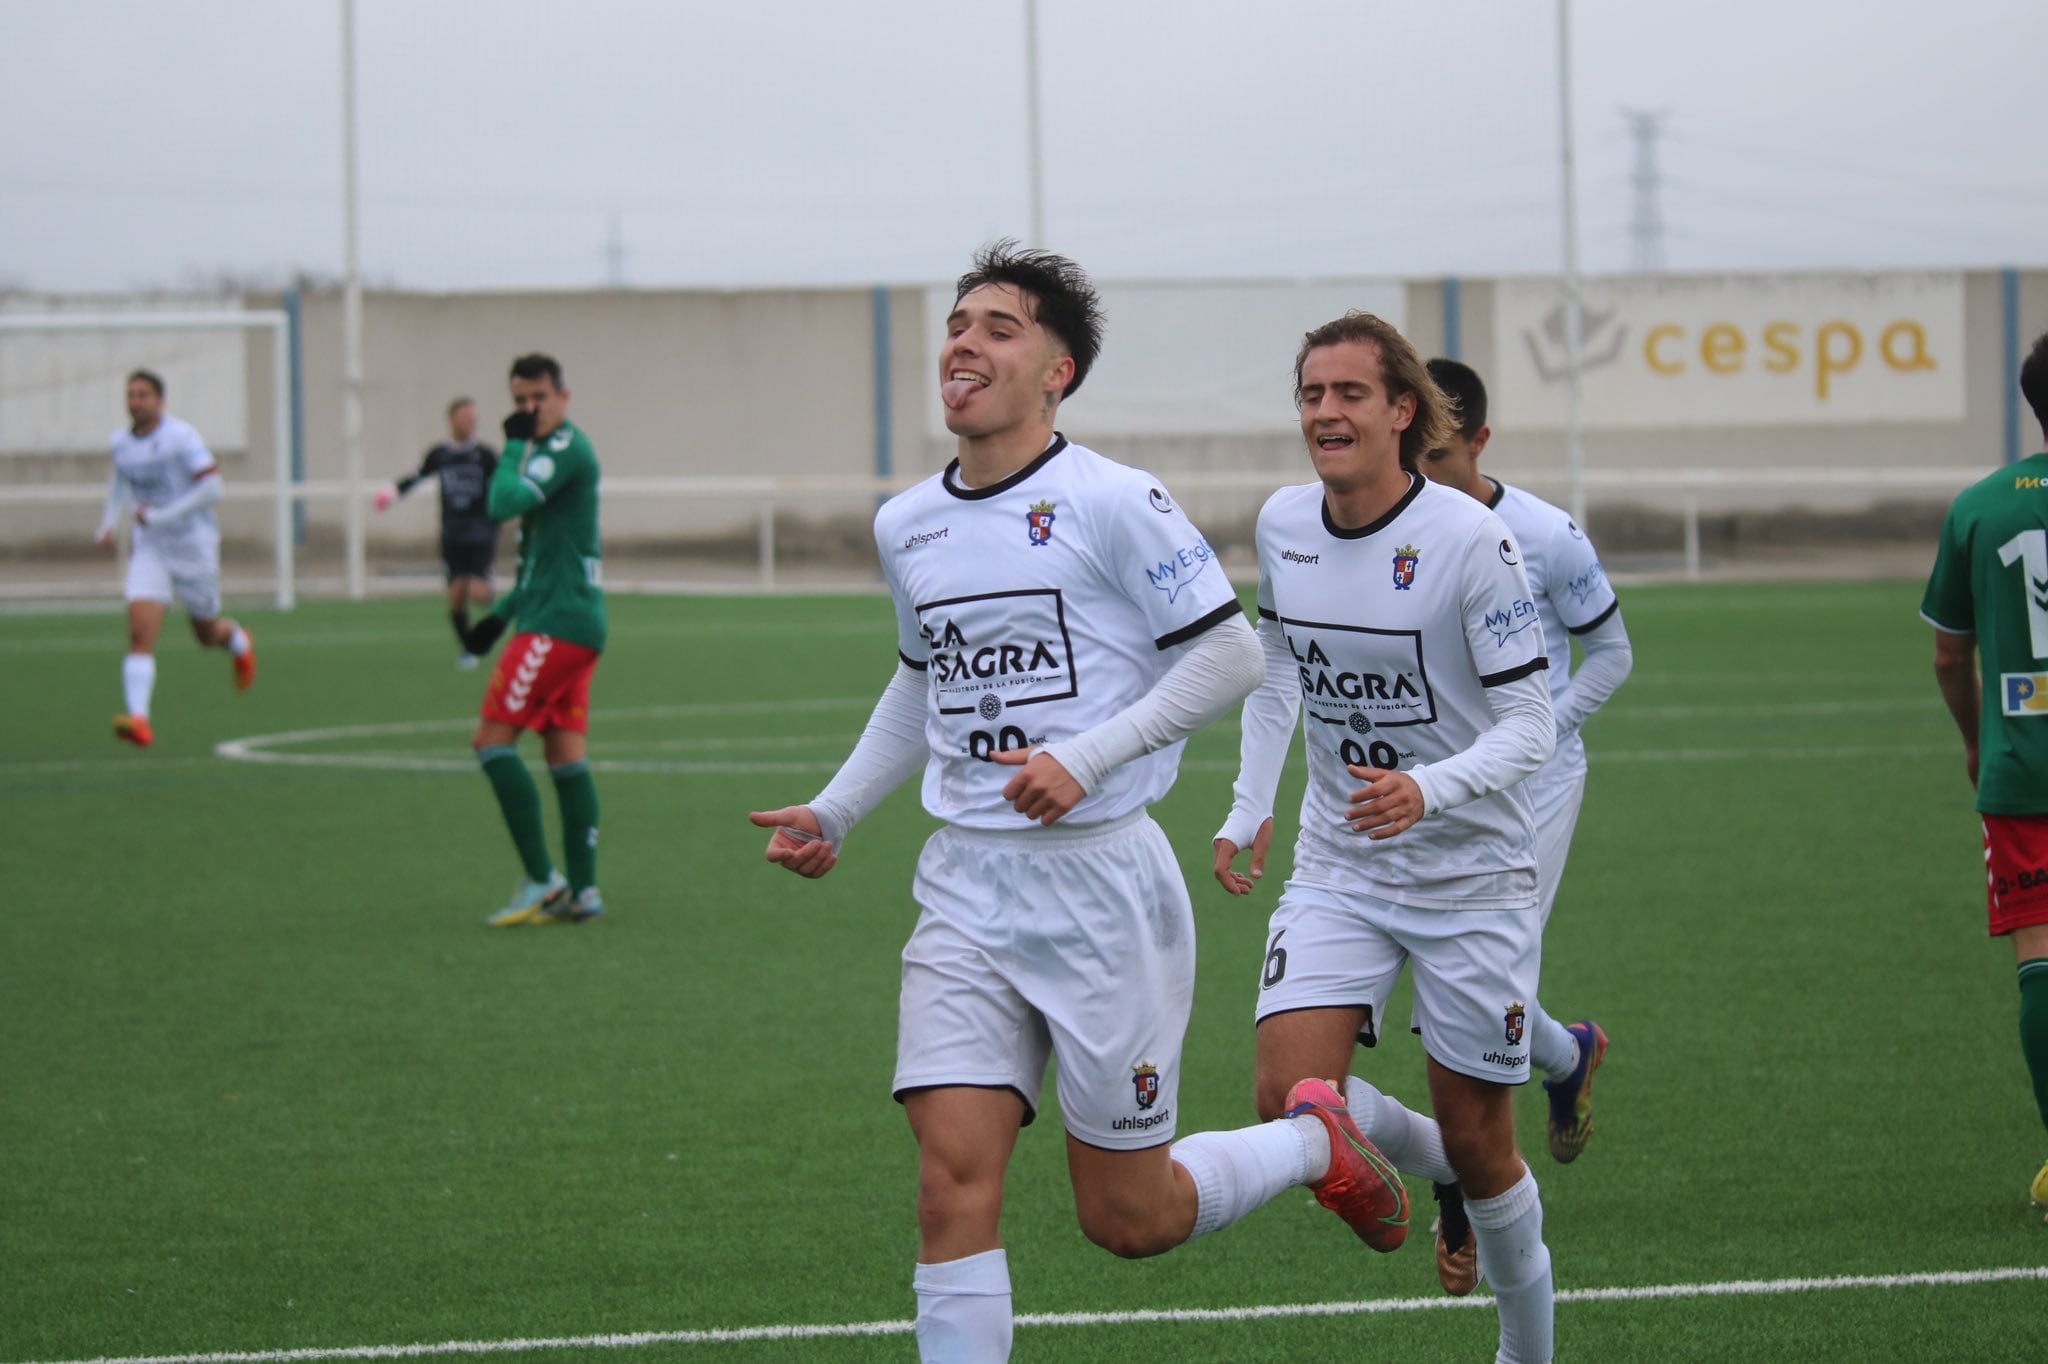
left=1554, top=609, right=1633, bottom=738
left=1213, top=615, right=1300, bottom=891
left=997, top=613, right=1264, bottom=827
left=752, top=660, right=929, bottom=876
left=139, top=468, right=221, bottom=530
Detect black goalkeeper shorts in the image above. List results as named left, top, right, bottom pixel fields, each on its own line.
left=442, top=538, right=495, bottom=583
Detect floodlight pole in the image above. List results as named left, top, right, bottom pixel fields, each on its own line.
left=1024, top=0, right=1046, bottom=246
left=1557, top=0, right=1587, bottom=527
left=340, top=0, right=367, bottom=599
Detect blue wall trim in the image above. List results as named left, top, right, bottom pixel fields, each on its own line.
left=871, top=286, right=893, bottom=493
left=2004, top=267, right=2022, bottom=465
left=1441, top=277, right=1463, bottom=361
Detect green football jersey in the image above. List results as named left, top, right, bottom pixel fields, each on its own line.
left=488, top=419, right=606, bottom=653
left=1922, top=451, right=2048, bottom=814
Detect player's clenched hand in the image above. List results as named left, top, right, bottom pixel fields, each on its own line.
left=992, top=747, right=1083, bottom=826
left=1213, top=817, right=1274, bottom=896
left=1345, top=766, right=1424, bottom=840
left=749, top=806, right=838, bottom=878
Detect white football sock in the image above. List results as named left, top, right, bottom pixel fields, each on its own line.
left=225, top=623, right=250, bottom=657
left=1466, top=1169, right=1553, bottom=1364
left=1344, top=1074, right=1455, bottom=1184
left=1170, top=1119, right=1317, bottom=1239
left=1529, top=1003, right=1578, bottom=1079
left=123, top=653, right=155, bottom=719
left=912, top=1249, right=1012, bottom=1363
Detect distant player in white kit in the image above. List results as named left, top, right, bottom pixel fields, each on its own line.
left=1214, top=314, right=1559, bottom=1362
left=751, top=244, right=1408, bottom=1364
left=95, top=369, right=256, bottom=747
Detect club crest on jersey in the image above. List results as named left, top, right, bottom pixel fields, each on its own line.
left=1392, top=544, right=1420, bottom=590
left=1132, top=1060, right=1160, bottom=1110
left=1504, top=1001, right=1526, bottom=1045
left=1027, top=499, right=1057, bottom=547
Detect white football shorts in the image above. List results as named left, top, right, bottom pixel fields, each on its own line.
left=894, top=809, right=1196, bottom=1149
left=126, top=535, right=222, bottom=621
left=1255, top=881, right=1540, bottom=1084
left=1526, top=765, right=1587, bottom=930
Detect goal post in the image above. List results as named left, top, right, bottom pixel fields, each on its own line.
left=0, top=308, right=300, bottom=609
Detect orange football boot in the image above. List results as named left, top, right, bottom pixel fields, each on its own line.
left=1284, top=1077, right=1410, bottom=1252
left=232, top=629, right=256, bottom=691
left=113, top=715, right=154, bottom=748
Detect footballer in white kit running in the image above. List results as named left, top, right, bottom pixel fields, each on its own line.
left=95, top=369, right=256, bottom=748
left=1227, top=474, right=1553, bottom=1077
left=1423, top=357, right=1629, bottom=1172
left=753, top=247, right=1412, bottom=1364
left=1215, top=314, right=1558, bottom=1364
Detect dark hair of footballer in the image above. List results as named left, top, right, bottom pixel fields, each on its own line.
left=953, top=239, right=1104, bottom=399
left=1293, top=313, right=1457, bottom=471
left=127, top=369, right=164, bottom=398
left=509, top=353, right=564, bottom=389
left=1425, top=357, right=1488, bottom=440
left=2023, top=331, right=2048, bottom=438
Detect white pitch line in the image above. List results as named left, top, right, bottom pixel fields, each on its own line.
left=17, top=1266, right=2048, bottom=1364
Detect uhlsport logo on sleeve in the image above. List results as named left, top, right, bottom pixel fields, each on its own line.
left=1026, top=499, right=1057, bottom=546
left=2003, top=673, right=2048, bottom=716
left=1392, top=543, right=1420, bottom=590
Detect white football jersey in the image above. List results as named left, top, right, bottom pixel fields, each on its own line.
left=877, top=435, right=1243, bottom=831
left=108, top=416, right=218, bottom=548
left=1487, top=479, right=1619, bottom=782
left=1257, top=474, right=1547, bottom=907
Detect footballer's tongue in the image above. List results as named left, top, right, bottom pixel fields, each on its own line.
left=941, top=376, right=985, bottom=410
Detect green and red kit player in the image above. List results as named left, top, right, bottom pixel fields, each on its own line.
left=1922, top=329, right=2048, bottom=1218
left=465, top=352, right=607, bottom=927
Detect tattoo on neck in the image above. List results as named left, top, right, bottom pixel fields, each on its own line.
left=1042, top=391, right=1056, bottom=419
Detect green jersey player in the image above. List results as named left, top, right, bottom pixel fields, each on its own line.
left=463, top=353, right=606, bottom=927
left=1922, top=329, right=2048, bottom=1219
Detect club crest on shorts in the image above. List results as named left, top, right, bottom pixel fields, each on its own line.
left=1131, top=1060, right=1160, bottom=1110
left=1027, top=499, right=1057, bottom=547
left=1392, top=543, right=1420, bottom=590
left=1504, top=1000, right=1526, bottom=1045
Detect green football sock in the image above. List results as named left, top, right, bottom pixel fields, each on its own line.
left=479, top=745, right=553, bottom=883
left=2020, top=958, right=2048, bottom=1132
left=551, top=760, right=600, bottom=894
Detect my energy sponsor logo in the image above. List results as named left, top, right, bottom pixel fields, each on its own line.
left=1146, top=539, right=1216, bottom=604
left=1567, top=562, right=1607, bottom=605
left=903, top=527, right=949, bottom=550
left=1280, top=548, right=1320, bottom=565
left=2002, top=673, right=2048, bottom=716
left=1483, top=598, right=1540, bottom=645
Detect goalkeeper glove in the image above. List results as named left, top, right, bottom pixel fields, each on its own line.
left=461, top=613, right=509, bottom=657
left=501, top=409, right=536, bottom=441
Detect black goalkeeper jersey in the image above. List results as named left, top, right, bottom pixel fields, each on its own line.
left=398, top=442, right=498, bottom=543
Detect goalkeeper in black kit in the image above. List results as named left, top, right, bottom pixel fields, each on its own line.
left=374, top=397, right=501, bottom=667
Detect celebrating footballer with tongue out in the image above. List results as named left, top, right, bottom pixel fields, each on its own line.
left=749, top=244, right=1417, bottom=1363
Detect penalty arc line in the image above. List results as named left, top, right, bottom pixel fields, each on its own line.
left=15, top=1266, right=2048, bottom=1364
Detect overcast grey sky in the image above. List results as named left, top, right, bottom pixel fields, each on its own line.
left=3, top=0, right=2041, bottom=293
